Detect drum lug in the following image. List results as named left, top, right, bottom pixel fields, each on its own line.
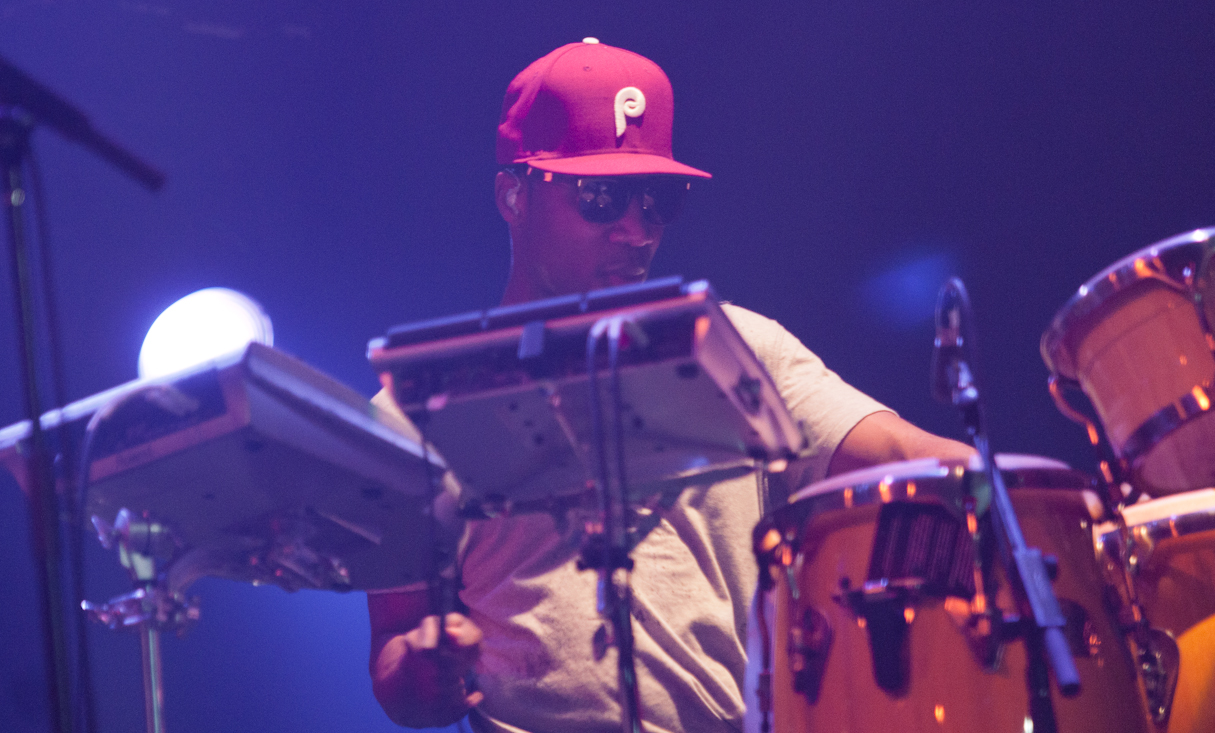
left=1098, top=520, right=1179, bottom=724
left=1055, top=598, right=1100, bottom=658
left=786, top=604, right=833, bottom=703
left=994, top=599, right=1099, bottom=658
left=835, top=577, right=921, bottom=695
left=943, top=596, right=1004, bottom=670
left=1135, top=628, right=1180, bottom=726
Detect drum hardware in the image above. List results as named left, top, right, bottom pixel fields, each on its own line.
left=941, top=594, right=1005, bottom=667
left=831, top=505, right=1099, bottom=697
left=753, top=527, right=784, bottom=733
left=1047, top=347, right=1184, bottom=727
left=834, top=576, right=922, bottom=694
left=835, top=492, right=1000, bottom=688
left=1134, top=630, right=1182, bottom=727
left=1104, top=527, right=1182, bottom=730
left=785, top=600, right=832, bottom=703
left=1096, top=514, right=1189, bottom=727
left=1048, top=374, right=1138, bottom=509
left=932, top=277, right=1082, bottom=731
left=957, top=497, right=1003, bottom=669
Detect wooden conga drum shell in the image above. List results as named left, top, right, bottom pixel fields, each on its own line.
left=761, top=458, right=1148, bottom=733
left=1042, top=228, right=1215, bottom=496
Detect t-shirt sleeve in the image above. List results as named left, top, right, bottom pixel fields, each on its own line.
left=721, top=304, right=891, bottom=485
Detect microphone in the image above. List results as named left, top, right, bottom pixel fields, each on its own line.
left=930, top=277, right=977, bottom=407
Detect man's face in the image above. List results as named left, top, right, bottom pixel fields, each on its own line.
left=509, top=174, right=666, bottom=301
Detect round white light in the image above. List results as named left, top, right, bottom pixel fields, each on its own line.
left=138, top=288, right=273, bottom=379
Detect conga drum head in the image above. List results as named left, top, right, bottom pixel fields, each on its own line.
left=756, top=456, right=1148, bottom=733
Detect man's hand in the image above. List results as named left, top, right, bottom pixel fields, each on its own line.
left=369, top=591, right=484, bottom=728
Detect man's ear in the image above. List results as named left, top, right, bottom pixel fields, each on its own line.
left=495, top=169, right=525, bottom=223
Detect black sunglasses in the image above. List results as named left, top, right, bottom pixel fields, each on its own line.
left=527, top=169, right=692, bottom=226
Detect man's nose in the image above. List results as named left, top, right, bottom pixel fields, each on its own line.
left=608, top=195, right=657, bottom=247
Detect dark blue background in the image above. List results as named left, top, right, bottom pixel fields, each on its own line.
left=1, top=2, right=1212, bottom=731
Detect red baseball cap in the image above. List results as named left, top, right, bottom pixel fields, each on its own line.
left=496, top=39, right=711, bottom=179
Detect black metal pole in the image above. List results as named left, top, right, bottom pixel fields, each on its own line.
left=932, top=277, right=1079, bottom=732
left=1, top=113, right=75, bottom=733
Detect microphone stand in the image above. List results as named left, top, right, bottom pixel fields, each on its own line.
left=1, top=54, right=164, bottom=733
left=931, top=278, right=1080, bottom=733
left=1, top=112, right=75, bottom=733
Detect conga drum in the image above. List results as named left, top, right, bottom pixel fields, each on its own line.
left=1041, top=227, right=1215, bottom=496
left=754, top=456, right=1148, bottom=733
left=1096, top=490, right=1215, bottom=732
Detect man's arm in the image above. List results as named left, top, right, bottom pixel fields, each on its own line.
left=827, top=410, right=975, bottom=477
left=368, top=589, right=484, bottom=728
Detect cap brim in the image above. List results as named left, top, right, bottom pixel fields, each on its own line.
left=523, top=152, right=711, bottom=179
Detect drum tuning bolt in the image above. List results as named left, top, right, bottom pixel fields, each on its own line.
left=834, top=576, right=922, bottom=695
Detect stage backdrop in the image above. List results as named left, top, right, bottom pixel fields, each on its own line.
left=1, top=3, right=1212, bottom=732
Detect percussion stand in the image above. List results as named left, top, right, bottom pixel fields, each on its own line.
left=932, top=278, right=1080, bottom=733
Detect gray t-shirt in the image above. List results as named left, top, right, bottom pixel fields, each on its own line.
left=373, top=304, right=887, bottom=733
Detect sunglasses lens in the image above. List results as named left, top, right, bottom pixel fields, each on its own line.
left=640, top=179, right=688, bottom=225
left=577, top=179, right=631, bottom=223
left=574, top=177, right=690, bottom=225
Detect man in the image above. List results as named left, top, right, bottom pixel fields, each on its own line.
left=368, top=40, right=972, bottom=732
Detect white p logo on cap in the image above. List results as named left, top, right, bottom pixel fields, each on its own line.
left=614, top=86, right=646, bottom=139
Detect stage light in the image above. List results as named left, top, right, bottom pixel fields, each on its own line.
left=138, top=288, right=273, bottom=379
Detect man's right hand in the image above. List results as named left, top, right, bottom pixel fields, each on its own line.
left=369, top=590, right=484, bottom=729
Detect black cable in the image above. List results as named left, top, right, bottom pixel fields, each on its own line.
left=583, top=319, right=642, bottom=732
left=756, top=585, right=772, bottom=733
left=586, top=322, right=611, bottom=544
left=607, top=326, right=629, bottom=552
left=414, top=409, right=456, bottom=637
